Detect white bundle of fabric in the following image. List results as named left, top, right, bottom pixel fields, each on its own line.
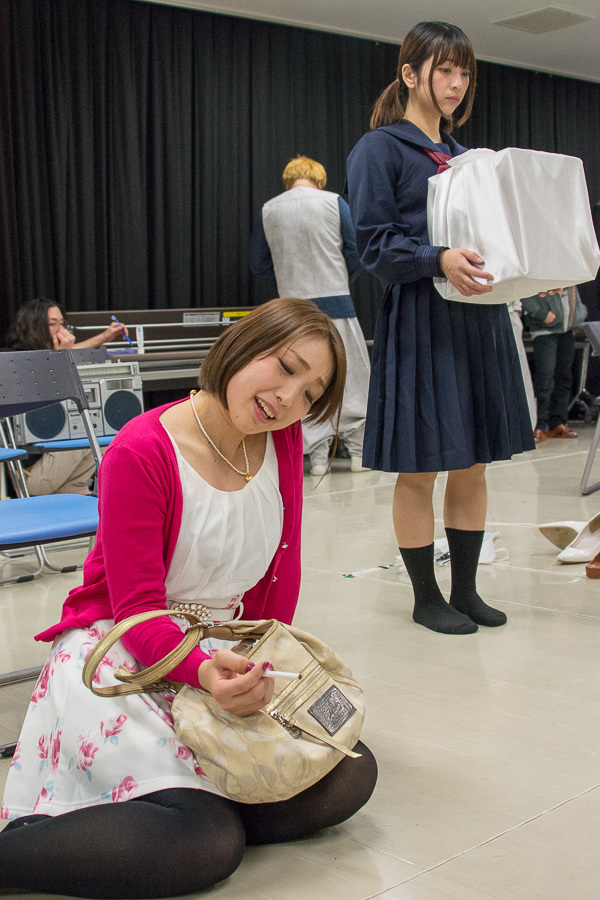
left=427, top=148, right=600, bottom=304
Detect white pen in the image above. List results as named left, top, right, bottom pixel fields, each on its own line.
left=262, top=670, right=301, bottom=680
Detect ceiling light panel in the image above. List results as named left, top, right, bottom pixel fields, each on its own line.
left=493, top=5, right=596, bottom=34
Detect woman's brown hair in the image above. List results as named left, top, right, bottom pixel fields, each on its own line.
left=370, top=21, right=476, bottom=133
left=5, top=298, right=62, bottom=350
left=198, top=297, right=347, bottom=426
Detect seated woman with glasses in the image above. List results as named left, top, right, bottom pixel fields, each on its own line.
left=2, top=298, right=131, bottom=495
left=4, top=297, right=129, bottom=351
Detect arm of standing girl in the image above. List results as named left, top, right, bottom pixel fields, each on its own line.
left=439, top=248, right=493, bottom=297
left=348, top=131, right=492, bottom=294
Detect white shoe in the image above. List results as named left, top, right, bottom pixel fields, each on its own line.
left=557, top=513, right=600, bottom=563
left=538, top=521, right=587, bottom=551
left=350, top=456, right=369, bottom=473
left=310, top=464, right=328, bottom=476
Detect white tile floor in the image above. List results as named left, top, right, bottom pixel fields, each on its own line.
left=2, top=425, right=600, bottom=899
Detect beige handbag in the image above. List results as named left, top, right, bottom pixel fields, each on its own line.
left=82, top=610, right=365, bottom=804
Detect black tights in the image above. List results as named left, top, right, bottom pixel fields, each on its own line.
left=0, top=742, right=376, bottom=898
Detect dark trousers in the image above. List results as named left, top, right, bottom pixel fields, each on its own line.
left=531, top=330, right=575, bottom=432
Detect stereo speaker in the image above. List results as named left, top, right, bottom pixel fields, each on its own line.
left=13, top=362, right=144, bottom=443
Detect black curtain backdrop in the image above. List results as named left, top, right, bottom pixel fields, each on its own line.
left=1, top=0, right=600, bottom=348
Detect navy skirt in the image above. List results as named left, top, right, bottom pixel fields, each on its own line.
left=363, top=280, right=536, bottom=473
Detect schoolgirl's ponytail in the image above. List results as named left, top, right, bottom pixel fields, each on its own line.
left=369, top=22, right=477, bottom=134
left=369, top=78, right=406, bottom=130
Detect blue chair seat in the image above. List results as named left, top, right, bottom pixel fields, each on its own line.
left=31, top=435, right=114, bottom=451
left=0, top=447, right=27, bottom=461
left=0, top=495, right=98, bottom=549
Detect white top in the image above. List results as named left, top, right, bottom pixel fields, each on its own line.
left=163, top=428, right=283, bottom=617
left=1, top=430, right=287, bottom=820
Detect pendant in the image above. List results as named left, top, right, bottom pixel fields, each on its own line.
left=245, top=473, right=253, bottom=482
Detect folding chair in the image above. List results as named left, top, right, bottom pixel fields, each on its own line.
left=0, top=351, right=105, bottom=755
left=9, top=346, right=111, bottom=484
left=0, top=350, right=102, bottom=583
left=0, top=447, right=26, bottom=462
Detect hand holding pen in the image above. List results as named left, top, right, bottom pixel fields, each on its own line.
left=110, top=315, right=135, bottom=347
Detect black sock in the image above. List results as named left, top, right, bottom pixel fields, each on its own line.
left=445, top=528, right=507, bottom=627
left=398, top=544, right=478, bottom=634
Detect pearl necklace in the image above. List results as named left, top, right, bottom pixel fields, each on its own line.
left=189, top=391, right=253, bottom=482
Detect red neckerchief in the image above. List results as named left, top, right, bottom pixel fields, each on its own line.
left=421, top=147, right=451, bottom=173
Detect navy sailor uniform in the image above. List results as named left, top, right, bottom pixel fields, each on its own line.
left=347, top=120, right=535, bottom=473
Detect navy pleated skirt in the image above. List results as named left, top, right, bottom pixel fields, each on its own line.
left=363, top=280, right=536, bottom=473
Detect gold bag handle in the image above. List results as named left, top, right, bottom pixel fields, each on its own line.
left=82, top=610, right=275, bottom=698
left=82, top=609, right=206, bottom=697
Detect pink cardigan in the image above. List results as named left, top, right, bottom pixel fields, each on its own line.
left=36, top=400, right=304, bottom=687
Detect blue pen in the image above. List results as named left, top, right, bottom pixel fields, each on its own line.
left=111, top=315, right=135, bottom=347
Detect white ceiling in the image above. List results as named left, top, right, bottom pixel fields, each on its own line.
left=144, top=0, right=600, bottom=83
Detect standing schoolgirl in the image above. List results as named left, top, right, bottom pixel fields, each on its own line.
left=347, top=21, right=534, bottom=635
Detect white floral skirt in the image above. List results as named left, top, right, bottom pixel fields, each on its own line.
left=1, top=621, right=230, bottom=821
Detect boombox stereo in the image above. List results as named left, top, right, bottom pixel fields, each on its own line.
left=13, top=361, right=144, bottom=444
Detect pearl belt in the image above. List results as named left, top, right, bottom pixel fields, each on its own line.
left=166, top=598, right=244, bottom=625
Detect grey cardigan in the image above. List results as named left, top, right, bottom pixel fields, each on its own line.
left=521, top=288, right=587, bottom=337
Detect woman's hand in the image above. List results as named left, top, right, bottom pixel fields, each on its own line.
left=51, top=325, right=76, bottom=349
left=97, top=320, right=130, bottom=345
left=544, top=311, right=556, bottom=325
left=440, top=249, right=493, bottom=297
left=74, top=319, right=131, bottom=350
left=198, top=650, right=274, bottom=717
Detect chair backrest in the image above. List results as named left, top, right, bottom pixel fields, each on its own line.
left=0, top=350, right=89, bottom=418
left=71, top=348, right=109, bottom=365
left=0, top=350, right=102, bottom=469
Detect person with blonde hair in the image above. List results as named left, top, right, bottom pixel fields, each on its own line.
left=250, top=156, right=370, bottom=475
left=281, top=155, right=327, bottom=189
